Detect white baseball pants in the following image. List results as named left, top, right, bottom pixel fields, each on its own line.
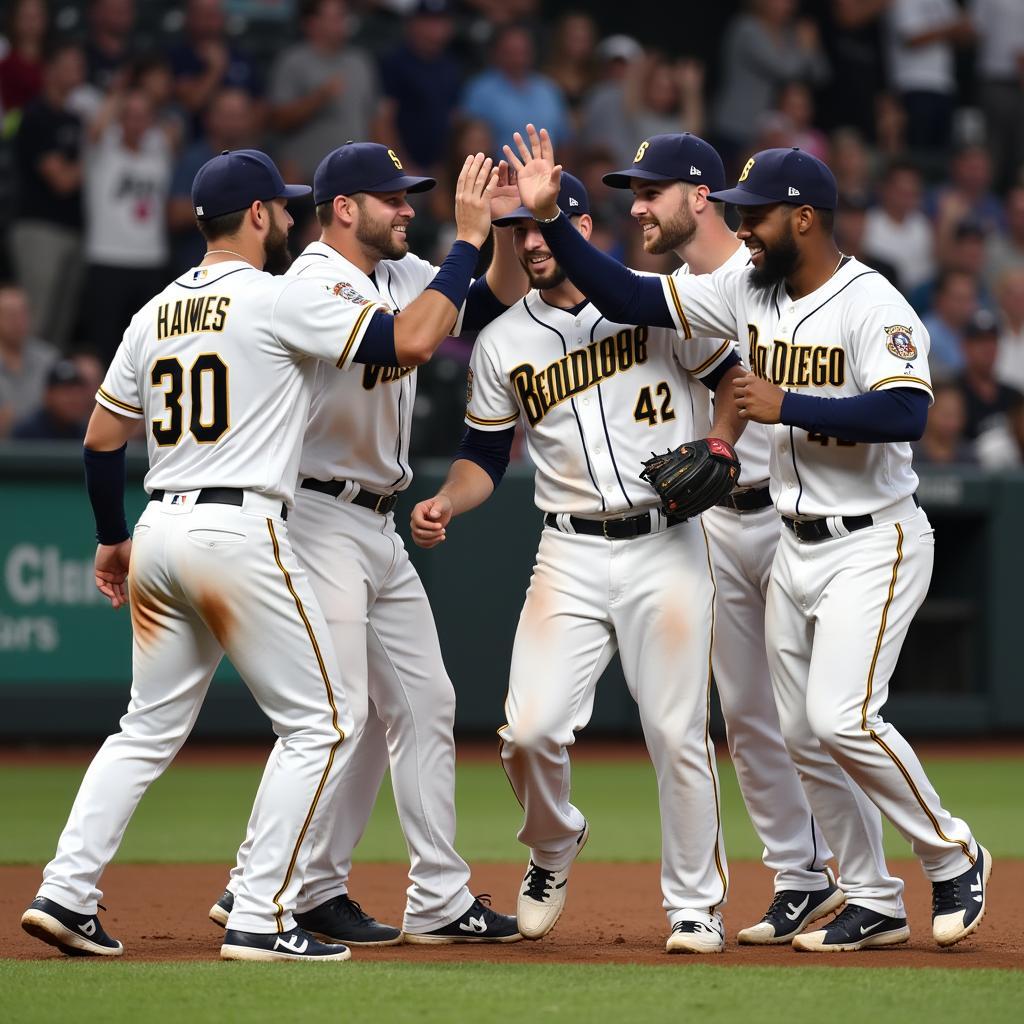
left=37, top=493, right=353, bottom=933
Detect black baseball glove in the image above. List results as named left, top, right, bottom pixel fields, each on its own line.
left=639, top=438, right=741, bottom=518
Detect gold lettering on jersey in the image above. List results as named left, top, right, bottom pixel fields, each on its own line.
left=156, top=296, right=231, bottom=340
left=362, top=363, right=415, bottom=389
left=510, top=326, right=649, bottom=427
left=748, top=326, right=845, bottom=388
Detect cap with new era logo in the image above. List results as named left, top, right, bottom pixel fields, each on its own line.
left=710, top=148, right=838, bottom=210
left=191, top=149, right=310, bottom=220
left=603, top=133, right=726, bottom=191
left=493, top=171, right=590, bottom=225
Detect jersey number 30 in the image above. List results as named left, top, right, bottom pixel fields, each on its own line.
left=151, top=354, right=229, bottom=446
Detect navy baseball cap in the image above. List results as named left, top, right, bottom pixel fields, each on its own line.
left=710, top=148, right=838, bottom=210
left=314, top=143, right=435, bottom=205
left=492, top=172, right=589, bottom=226
left=191, top=149, right=310, bottom=219
left=603, top=133, right=726, bottom=192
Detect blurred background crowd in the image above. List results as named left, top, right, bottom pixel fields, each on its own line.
left=1, top=0, right=1023, bottom=468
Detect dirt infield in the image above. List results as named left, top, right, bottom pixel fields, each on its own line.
left=1, top=860, right=1019, bottom=968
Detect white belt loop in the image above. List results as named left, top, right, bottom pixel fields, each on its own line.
left=557, top=512, right=576, bottom=535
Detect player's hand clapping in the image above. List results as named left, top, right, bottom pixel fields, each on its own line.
left=733, top=372, right=785, bottom=424
left=410, top=495, right=454, bottom=548
left=94, top=539, right=132, bottom=610
left=454, top=153, right=500, bottom=249
left=504, top=124, right=562, bottom=221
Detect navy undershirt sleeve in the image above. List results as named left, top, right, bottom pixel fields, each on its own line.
left=83, top=444, right=130, bottom=544
left=454, top=425, right=515, bottom=489
left=700, top=351, right=741, bottom=392
left=352, top=310, right=398, bottom=365
left=780, top=387, right=929, bottom=443
left=538, top=212, right=676, bottom=327
left=462, top=277, right=508, bottom=333
left=425, top=239, right=479, bottom=309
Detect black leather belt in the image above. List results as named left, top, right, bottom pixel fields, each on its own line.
left=544, top=510, right=686, bottom=539
left=717, top=486, right=773, bottom=512
left=782, top=494, right=920, bottom=543
left=149, top=487, right=287, bottom=520
left=300, top=477, right=398, bottom=515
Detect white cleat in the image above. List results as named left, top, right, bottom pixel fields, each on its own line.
left=666, top=911, right=725, bottom=954
left=517, top=822, right=589, bottom=940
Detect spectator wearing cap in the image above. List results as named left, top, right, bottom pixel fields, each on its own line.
left=863, top=159, right=935, bottom=293
left=911, top=377, right=977, bottom=465
left=460, top=24, right=570, bottom=162
left=923, top=269, right=979, bottom=376
left=10, top=356, right=92, bottom=440
left=0, top=0, right=48, bottom=124
left=378, top=0, right=463, bottom=175
left=909, top=220, right=995, bottom=317
left=577, top=34, right=645, bottom=169
left=956, top=308, right=1024, bottom=441
left=10, top=39, right=86, bottom=349
left=994, top=267, right=1024, bottom=391
left=984, top=187, right=1024, bottom=290
left=0, top=281, right=58, bottom=438
left=83, top=0, right=136, bottom=94
left=269, top=0, right=380, bottom=182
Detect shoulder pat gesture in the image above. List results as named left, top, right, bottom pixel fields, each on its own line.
left=455, top=152, right=500, bottom=249
left=503, top=124, right=562, bottom=221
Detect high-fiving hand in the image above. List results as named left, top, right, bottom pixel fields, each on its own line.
left=489, top=160, right=523, bottom=223
left=503, top=124, right=562, bottom=221
left=454, top=152, right=500, bottom=249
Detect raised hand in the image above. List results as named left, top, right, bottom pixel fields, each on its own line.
left=503, top=124, right=561, bottom=220
left=490, top=160, right=523, bottom=223
left=454, top=152, right=499, bottom=249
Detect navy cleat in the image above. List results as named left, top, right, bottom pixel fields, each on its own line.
left=932, top=844, right=991, bottom=947
left=792, top=903, right=909, bottom=952
left=403, top=895, right=522, bottom=944
left=209, top=888, right=233, bottom=927
left=737, top=869, right=846, bottom=945
left=21, top=896, right=124, bottom=957
left=295, top=894, right=403, bottom=946
left=220, top=926, right=351, bottom=961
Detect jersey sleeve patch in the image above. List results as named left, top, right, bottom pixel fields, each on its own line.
left=884, top=324, right=918, bottom=361
left=96, top=386, right=144, bottom=417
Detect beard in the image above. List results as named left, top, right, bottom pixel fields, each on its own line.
left=749, top=221, right=800, bottom=290
left=643, top=204, right=697, bottom=254
left=522, top=259, right=567, bottom=290
left=263, top=209, right=292, bottom=275
left=356, top=211, right=409, bottom=262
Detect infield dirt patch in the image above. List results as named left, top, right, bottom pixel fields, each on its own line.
left=1, top=860, right=1019, bottom=969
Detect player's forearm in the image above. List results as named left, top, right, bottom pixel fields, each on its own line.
left=83, top=408, right=133, bottom=546
left=780, top=388, right=929, bottom=443
left=711, top=366, right=746, bottom=446
left=485, top=226, right=529, bottom=307
left=538, top=213, right=675, bottom=327
left=438, top=458, right=496, bottom=517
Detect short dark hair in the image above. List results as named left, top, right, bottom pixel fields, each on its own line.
left=315, top=201, right=334, bottom=228
left=197, top=208, right=247, bottom=241
left=815, top=208, right=835, bottom=232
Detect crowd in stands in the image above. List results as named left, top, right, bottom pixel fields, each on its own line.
left=1, top=0, right=1024, bottom=467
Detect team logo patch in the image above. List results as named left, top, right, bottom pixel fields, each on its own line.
left=884, top=324, right=917, bottom=360
left=332, top=281, right=366, bottom=304
left=466, top=367, right=474, bottom=405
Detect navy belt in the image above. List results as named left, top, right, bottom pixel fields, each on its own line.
left=717, top=486, right=773, bottom=512
left=782, top=494, right=920, bottom=543
left=149, top=487, right=287, bottom=520
left=300, top=478, right=398, bottom=515
left=545, top=510, right=686, bottom=539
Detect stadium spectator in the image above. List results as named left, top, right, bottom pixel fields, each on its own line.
left=269, top=0, right=380, bottom=181
left=10, top=355, right=92, bottom=440
left=169, top=0, right=262, bottom=128
left=426, top=116, right=493, bottom=257
left=378, top=0, right=462, bottom=174
left=924, top=269, right=979, bottom=376
left=83, top=0, right=135, bottom=93
left=984, top=186, right=1024, bottom=288
left=82, top=86, right=172, bottom=363
left=624, top=52, right=704, bottom=142
left=577, top=34, right=644, bottom=169
left=10, top=40, right=86, bottom=349
left=910, top=220, right=994, bottom=316
left=885, top=0, right=973, bottom=155
left=830, top=127, right=875, bottom=206
left=543, top=11, right=599, bottom=124
left=835, top=195, right=899, bottom=285
left=912, top=378, right=977, bottom=465
left=969, top=0, right=1024, bottom=193
left=994, top=267, right=1024, bottom=391
left=167, top=86, right=257, bottom=273
left=928, top=145, right=1005, bottom=255
left=956, top=308, right=1024, bottom=441
left=770, top=80, right=828, bottom=161
left=711, top=0, right=829, bottom=164
left=0, top=0, right=48, bottom=123
left=460, top=23, right=570, bottom=160
left=0, top=281, right=57, bottom=438
left=864, top=159, right=935, bottom=292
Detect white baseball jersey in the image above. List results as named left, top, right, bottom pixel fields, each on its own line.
left=293, top=241, right=466, bottom=492
left=660, top=256, right=933, bottom=517
left=96, top=259, right=379, bottom=503
left=466, top=292, right=734, bottom=516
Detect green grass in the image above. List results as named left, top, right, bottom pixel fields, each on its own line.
left=1, top=756, right=1021, bottom=864
left=0, top=962, right=1020, bottom=1024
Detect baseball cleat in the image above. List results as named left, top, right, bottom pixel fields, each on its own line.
left=403, top=895, right=521, bottom=944
left=792, top=904, right=909, bottom=952
left=737, top=871, right=846, bottom=945
left=665, top=911, right=725, bottom=954
left=220, top=926, right=351, bottom=962
left=517, top=821, right=589, bottom=940
left=21, top=896, right=124, bottom=957
left=209, top=889, right=233, bottom=927
left=932, top=844, right=991, bottom=947
left=295, top=894, right=403, bottom=946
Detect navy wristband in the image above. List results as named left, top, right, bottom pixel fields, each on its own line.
left=455, top=425, right=515, bottom=489
left=84, top=444, right=130, bottom=544
left=426, top=240, right=480, bottom=311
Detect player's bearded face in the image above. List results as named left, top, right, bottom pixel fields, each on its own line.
left=356, top=194, right=411, bottom=261
left=263, top=202, right=292, bottom=275
left=746, top=211, right=800, bottom=289
left=639, top=201, right=697, bottom=254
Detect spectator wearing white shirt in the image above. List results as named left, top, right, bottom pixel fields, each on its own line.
left=864, top=159, right=935, bottom=292
left=995, top=267, right=1024, bottom=392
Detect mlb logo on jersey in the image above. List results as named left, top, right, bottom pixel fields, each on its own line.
left=171, top=494, right=188, bottom=505
left=193, top=269, right=208, bottom=281
left=884, top=324, right=917, bottom=361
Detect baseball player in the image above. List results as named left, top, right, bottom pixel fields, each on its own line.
left=598, top=134, right=843, bottom=945
left=509, top=126, right=991, bottom=951
left=411, top=171, right=747, bottom=955
left=209, top=143, right=524, bottom=944
left=20, top=147, right=501, bottom=962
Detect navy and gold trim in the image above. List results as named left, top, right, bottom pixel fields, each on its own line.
left=870, top=376, right=933, bottom=393
left=337, top=302, right=380, bottom=369
left=266, top=519, right=347, bottom=930
left=690, top=339, right=732, bottom=377
left=97, top=387, right=143, bottom=415
left=860, top=523, right=975, bottom=866
left=467, top=409, right=520, bottom=427
left=664, top=276, right=692, bottom=339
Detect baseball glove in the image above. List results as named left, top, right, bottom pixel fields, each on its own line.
left=639, top=438, right=741, bottom=518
